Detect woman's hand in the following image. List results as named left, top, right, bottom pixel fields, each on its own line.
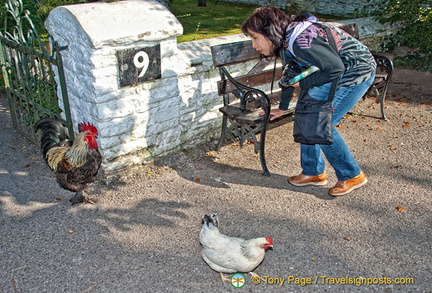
left=259, top=109, right=290, bottom=121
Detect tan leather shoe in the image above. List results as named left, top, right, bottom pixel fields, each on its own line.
left=328, top=171, right=367, bottom=197
left=288, top=173, right=328, bottom=187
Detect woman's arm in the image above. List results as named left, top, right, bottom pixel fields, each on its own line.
left=293, top=28, right=344, bottom=89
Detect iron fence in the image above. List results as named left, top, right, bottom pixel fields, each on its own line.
left=0, top=0, right=73, bottom=143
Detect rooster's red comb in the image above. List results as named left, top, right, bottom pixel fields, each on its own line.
left=78, top=121, right=98, bottom=135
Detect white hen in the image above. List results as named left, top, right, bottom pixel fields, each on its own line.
left=199, top=213, right=273, bottom=282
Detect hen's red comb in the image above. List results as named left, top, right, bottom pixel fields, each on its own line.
left=78, top=121, right=98, bottom=135
left=266, top=237, right=273, bottom=245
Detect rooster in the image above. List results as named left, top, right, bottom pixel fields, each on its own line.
left=200, top=213, right=273, bottom=283
left=35, top=118, right=102, bottom=204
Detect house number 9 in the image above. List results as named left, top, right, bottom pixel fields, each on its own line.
left=133, top=51, right=149, bottom=78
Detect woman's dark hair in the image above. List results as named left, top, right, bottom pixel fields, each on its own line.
left=292, top=12, right=316, bottom=22
left=241, top=7, right=291, bottom=56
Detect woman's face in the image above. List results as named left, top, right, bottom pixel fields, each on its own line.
left=247, top=29, right=274, bottom=56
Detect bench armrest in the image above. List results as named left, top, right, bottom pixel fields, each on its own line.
left=373, top=53, right=394, bottom=78
left=219, top=67, right=271, bottom=118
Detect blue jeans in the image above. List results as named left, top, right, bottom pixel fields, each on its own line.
left=300, top=74, right=375, bottom=181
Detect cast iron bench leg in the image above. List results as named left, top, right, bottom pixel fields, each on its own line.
left=259, top=126, right=270, bottom=176
left=380, top=89, right=388, bottom=121
left=216, top=114, right=228, bottom=150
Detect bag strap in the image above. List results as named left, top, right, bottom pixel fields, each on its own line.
left=319, top=23, right=339, bottom=102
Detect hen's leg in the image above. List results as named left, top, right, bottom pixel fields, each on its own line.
left=249, top=271, right=264, bottom=281
left=220, top=273, right=231, bottom=284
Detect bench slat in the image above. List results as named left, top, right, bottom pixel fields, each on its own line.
left=338, top=23, right=359, bottom=39
left=217, top=68, right=283, bottom=95
left=219, top=103, right=294, bottom=125
left=211, top=40, right=261, bottom=67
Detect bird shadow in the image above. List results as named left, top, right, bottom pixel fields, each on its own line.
left=90, top=198, right=193, bottom=231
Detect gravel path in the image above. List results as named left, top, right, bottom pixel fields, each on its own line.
left=0, top=69, right=431, bottom=292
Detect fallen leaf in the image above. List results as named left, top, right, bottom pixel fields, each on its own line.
left=402, top=124, right=410, bottom=128
left=389, top=165, right=402, bottom=169
left=231, top=142, right=239, bottom=146
left=395, top=206, right=405, bottom=212
left=376, top=126, right=382, bottom=130
left=344, top=236, right=352, bottom=241
left=419, top=100, right=432, bottom=106
left=55, top=198, right=62, bottom=201
left=24, top=164, right=31, bottom=168
left=352, top=120, right=357, bottom=123
left=146, top=171, right=153, bottom=174
left=195, top=178, right=201, bottom=183
left=311, top=258, right=317, bottom=262
left=68, top=230, right=75, bottom=234
left=32, top=158, right=39, bottom=161
left=206, top=152, right=215, bottom=156
left=390, top=147, right=397, bottom=150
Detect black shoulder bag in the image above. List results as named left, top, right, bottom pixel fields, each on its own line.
left=293, top=24, right=339, bottom=145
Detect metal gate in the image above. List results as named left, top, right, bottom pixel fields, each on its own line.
left=0, top=0, right=73, bottom=143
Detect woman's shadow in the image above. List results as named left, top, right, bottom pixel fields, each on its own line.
left=156, top=147, right=335, bottom=201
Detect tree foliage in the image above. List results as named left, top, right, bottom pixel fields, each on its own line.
left=371, top=0, right=432, bottom=70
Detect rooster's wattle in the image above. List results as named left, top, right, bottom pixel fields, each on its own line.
left=35, top=118, right=102, bottom=204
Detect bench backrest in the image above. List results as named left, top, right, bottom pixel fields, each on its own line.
left=338, top=23, right=359, bottom=39
left=211, top=40, right=283, bottom=97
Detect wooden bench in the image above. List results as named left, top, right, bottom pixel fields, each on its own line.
left=210, top=23, right=393, bottom=176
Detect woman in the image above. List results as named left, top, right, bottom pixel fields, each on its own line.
left=242, top=7, right=376, bottom=196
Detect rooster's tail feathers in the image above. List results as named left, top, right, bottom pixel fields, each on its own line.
left=35, top=118, right=70, bottom=159
left=202, top=213, right=219, bottom=228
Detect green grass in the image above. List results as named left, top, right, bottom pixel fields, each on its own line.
left=169, top=0, right=347, bottom=43
left=169, top=0, right=258, bottom=42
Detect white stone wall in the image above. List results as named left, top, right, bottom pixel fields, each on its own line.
left=45, top=0, right=392, bottom=181
left=45, top=0, right=186, bottom=178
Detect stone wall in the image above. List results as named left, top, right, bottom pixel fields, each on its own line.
left=315, top=0, right=373, bottom=16
left=45, top=0, right=392, bottom=181
left=217, top=0, right=378, bottom=16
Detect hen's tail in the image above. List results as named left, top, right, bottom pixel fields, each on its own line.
left=34, top=118, right=71, bottom=159
left=202, top=213, right=219, bottom=228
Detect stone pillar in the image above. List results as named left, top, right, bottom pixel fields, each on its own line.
left=45, top=0, right=183, bottom=179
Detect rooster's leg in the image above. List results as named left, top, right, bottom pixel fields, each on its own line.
left=220, top=273, right=231, bottom=284
left=69, top=191, right=95, bottom=205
